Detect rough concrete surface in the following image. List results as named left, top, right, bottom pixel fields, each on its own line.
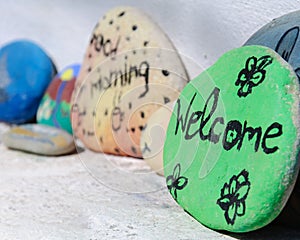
left=0, top=123, right=299, bottom=240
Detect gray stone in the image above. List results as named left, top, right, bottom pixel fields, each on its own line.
left=244, top=10, right=300, bottom=80
left=2, top=124, right=75, bottom=155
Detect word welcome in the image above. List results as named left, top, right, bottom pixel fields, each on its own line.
left=175, top=87, right=283, bottom=154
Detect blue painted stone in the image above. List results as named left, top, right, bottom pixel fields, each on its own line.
left=244, top=10, right=300, bottom=80
left=0, top=40, right=56, bottom=123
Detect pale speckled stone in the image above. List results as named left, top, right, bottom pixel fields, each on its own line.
left=71, top=6, right=188, bottom=158
left=140, top=102, right=175, bottom=176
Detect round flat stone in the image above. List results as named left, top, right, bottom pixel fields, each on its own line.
left=163, top=45, right=300, bottom=232
left=2, top=124, right=76, bottom=156
left=140, top=102, right=175, bottom=176
left=244, top=10, right=300, bottom=225
left=37, top=64, right=80, bottom=134
left=244, top=10, right=300, bottom=79
left=0, top=40, right=56, bottom=123
left=71, top=6, right=188, bottom=158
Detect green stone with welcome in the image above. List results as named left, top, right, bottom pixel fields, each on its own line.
left=163, top=45, right=300, bottom=232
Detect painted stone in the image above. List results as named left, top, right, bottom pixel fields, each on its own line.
left=37, top=64, right=80, bottom=134
left=140, top=102, right=175, bottom=176
left=2, top=124, right=76, bottom=156
left=244, top=10, right=300, bottom=80
left=0, top=40, right=56, bottom=123
left=71, top=6, right=188, bottom=158
left=244, top=11, right=300, bottom=222
left=163, top=45, right=300, bottom=232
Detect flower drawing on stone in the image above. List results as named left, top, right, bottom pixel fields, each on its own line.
left=166, top=163, right=188, bottom=201
left=235, top=55, right=273, bottom=97
left=217, top=169, right=251, bottom=225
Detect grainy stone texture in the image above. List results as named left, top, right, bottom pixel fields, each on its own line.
left=0, top=123, right=299, bottom=239
left=164, top=45, right=300, bottom=232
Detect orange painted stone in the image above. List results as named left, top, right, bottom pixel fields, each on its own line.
left=71, top=6, right=188, bottom=157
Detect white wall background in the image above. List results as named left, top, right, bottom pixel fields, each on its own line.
left=0, top=0, right=299, bottom=75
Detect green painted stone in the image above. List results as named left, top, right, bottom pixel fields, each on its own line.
left=163, top=45, right=300, bottom=232
left=37, top=64, right=80, bottom=134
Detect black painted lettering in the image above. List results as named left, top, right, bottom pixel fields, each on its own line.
left=138, top=61, right=150, bottom=98
left=173, top=87, right=283, bottom=155
left=199, top=87, right=220, bottom=141
left=128, top=65, right=138, bottom=85
left=185, top=111, right=202, bottom=140
left=223, top=120, right=242, bottom=151
left=175, top=93, right=197, bottom=136
left=103, top=76, right=111, bottom=89
left=92, top=34, right=120, bottom=57
left=103, top=38, right=112, bottom=56
left=209, top=117, right=224, bottom=144
left=94, top=34, right=103, bottom=52
left=111, top=36, right=120, bottom=56
left=110, top=70, right=119, bottom=87
left=261, top=122, right=283, bottom=154
left=237, top=121, right=262, bottom=152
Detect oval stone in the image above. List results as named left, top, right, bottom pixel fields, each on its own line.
left=244, top=12, right=300, bottom=222
left=71, top=6, right=188, bottom=158
left=37, top=64, right=80, bottom=134
left=140, top=102, right=175, bottom=176
left=244, top=10, right=300, bottom=79
left=2, top=124, right=76, bottom=156
left=163, top=46, right=300, bottom=232
left=0, top=40, right=56, bottom=123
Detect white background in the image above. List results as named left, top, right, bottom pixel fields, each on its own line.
left=0, top=0, right=299, bottom=74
